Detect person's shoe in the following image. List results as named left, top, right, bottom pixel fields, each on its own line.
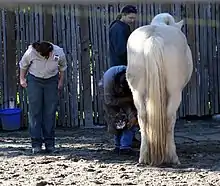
left=45, top=147, right=57, bottom=154
left=132, top=139, right=141, bottom=148
left=112, top=147, right=120, bottom=155
left=119, top=148, right=138, bottom=156
left=32, top=147, right=43, bottom=154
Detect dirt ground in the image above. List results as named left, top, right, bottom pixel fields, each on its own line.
left=0, top=119, right=220, bottom=186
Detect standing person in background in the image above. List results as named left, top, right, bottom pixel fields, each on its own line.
left=109, top=5, right=137, bottom=67
left=19, top=41, right=67, bottom=154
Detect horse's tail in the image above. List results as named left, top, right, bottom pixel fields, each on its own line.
left=143, top=36, right=168, bottom=166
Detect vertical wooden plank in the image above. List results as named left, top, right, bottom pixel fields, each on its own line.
left=142, top=2, right=147, bottom=25
left=56, top=6, right=62, bottom=46
left=29, top=6, right=35, bottom=43
left=150, top=3, right=154, bottom=19
left=25, top=6, right=30, bottom=46
left=97, top=4, right=104, bottom=125
left=93, top=5, right=103, bottom=125
left=75, top=5, right=84, bottom=127
left=70, top=4, right=79, bottom=127
left=0, top=9, right=3, bottom=109
left=154, top=3, right=160, bottom=15
left=105, top=4, right=110, bottom=69
left=59, top=5, right=67, bottom=127
left=54, top=6, right=62, bottom=127
left=212, top=3, right=219, bottom=114
left=15, top=7, right=23, bottom=126
left=93, top=5, right=102, bottom=125
left=101, top=5, right=108, bottom=72
left=209, top=3, right=219, bottom=114
left=200, top=3, right=209, bottom=116
left=113, top=4, right=119, bottom=20
left=100, top=4, right=110, bottom=125
left=213, top=3, right=219, bottom=114
left=23, top=6, right=30, bottom=125
left=161, top=3, right=171, bottom=13
left=52, top=5, right=57, bottom=44
left=78, top=5, right=93, bottom=128
left=146, top=3, right=151, bottom=24
left=193, top=2, right=201, bottom=117
left=206, top=3, right=214, bottom=115
left=43, top=5, right=53, bottom=41
left=185, top=3, right=198, bottom=116
left=96, top=5, right=105, bottom=124
left=19, top=7, right=28, bottom=127
left=178, top=3, right=186, bottom=118
left=173, top=3, right=183, bottom=118
left=2, top=9, right=8, bottom=108
left=109, top=4, right=114, bottom=25
left=88, top=5, right=97, bottom=125
left=178, top=3, right=187, bottom=117
left=215, top=3, right=220, bottom=114
left=5, top=9, right=17, bottom=109
left=136, top=2, right=142, bottom=27
left=39, top=5, right=43, bottom=41
left=34, top=5, right=40, bottom=41
left=64, top=5, right=72, bottom=127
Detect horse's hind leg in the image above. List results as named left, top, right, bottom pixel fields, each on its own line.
left=165, top=92, right=182, bottom=165
left=132, top=91, right=148, bottom=164
left=138, top=112, right=148, bottom=164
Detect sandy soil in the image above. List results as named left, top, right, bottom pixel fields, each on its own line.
left=0, top=119, right=220, bottom=186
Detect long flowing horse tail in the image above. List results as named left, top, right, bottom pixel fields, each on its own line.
left=143, top=36, right=168, bottom=166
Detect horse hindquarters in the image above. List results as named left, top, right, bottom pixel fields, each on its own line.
left=127, top=35, right=168, bottom=166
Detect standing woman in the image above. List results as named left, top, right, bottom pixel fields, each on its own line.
left=108, top=5, right=137, bottom=67
left=19, top=41, right=67, bottom=154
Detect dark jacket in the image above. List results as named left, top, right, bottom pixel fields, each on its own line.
left=102, top=65, right=137, bottom=134
left=109, top=20, right=131, bottom=67
left=103, top=65, right=129, bottom=106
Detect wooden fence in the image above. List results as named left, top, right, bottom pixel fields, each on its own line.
left=0, top=2, right=220, bottom=128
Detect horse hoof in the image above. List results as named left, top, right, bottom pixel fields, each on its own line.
left=139, top=158, right=148, bottom=165
left=136, top=162, right=146, bottom=167
left=172, top=157, right=181, bottom=165
left=158, top=162, right=180, bottom=168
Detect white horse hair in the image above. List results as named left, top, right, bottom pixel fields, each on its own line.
left=126, top=13, right=193, bottom=166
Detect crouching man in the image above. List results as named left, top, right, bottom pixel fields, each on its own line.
left=101, top=65, right=139, bottom=155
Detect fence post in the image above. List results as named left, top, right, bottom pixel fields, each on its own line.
left=42, top=5, right=53, bottom=41
left=5, top=9, right=17, bottom=108
left=78, top=5, right=94, bottom=128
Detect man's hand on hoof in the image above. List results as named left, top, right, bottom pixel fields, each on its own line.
left=127, top=116, right=138, bottom=129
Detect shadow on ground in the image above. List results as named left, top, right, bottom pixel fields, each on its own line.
left=1, top=119, right=220, bottom=171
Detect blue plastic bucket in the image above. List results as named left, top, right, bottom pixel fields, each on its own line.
left=0, top=108, right=21, bottom=131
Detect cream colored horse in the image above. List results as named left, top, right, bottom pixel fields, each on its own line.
left=126, top=13, right=193, bottom=166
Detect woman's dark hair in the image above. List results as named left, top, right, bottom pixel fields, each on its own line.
left=32, top=41, right=53, bottom=58
left=116, top=5, right=137, bottom=20
left=121, top=5, right=137, bottom=14
left=116, top=14, right=122, bottom=20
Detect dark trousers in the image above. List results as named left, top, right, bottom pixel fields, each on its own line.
left=114, top=125, right=139, bottom=150
left=103, top=103, right=139, bottom=149
left=27, top=73, right=58, bottom=149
